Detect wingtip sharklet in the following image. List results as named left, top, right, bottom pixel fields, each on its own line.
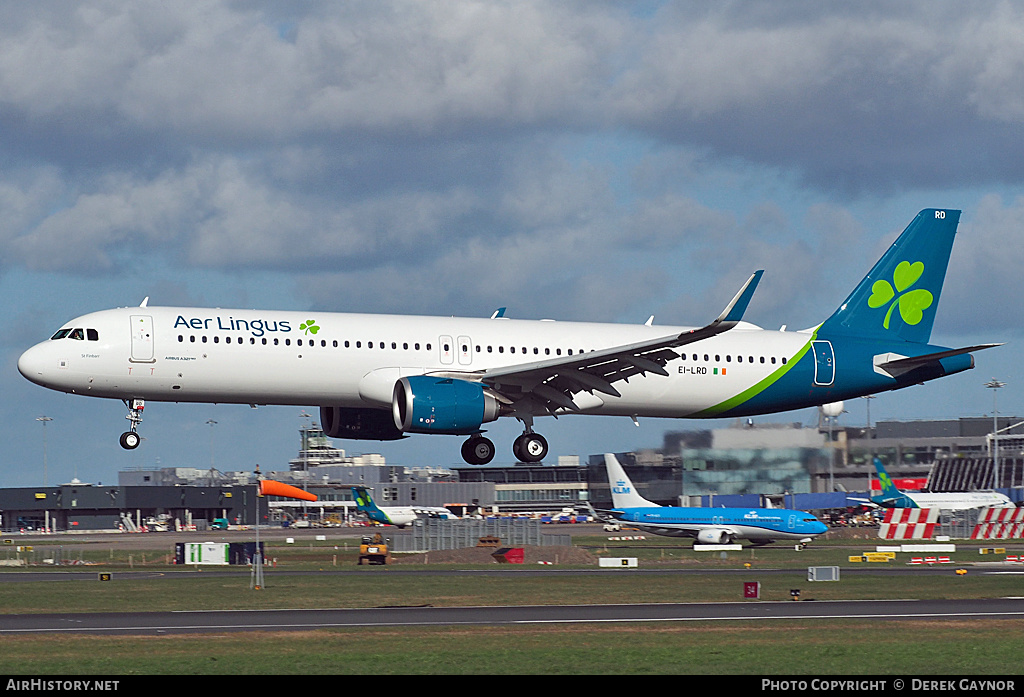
left=716, top=270, right=764, bottom=326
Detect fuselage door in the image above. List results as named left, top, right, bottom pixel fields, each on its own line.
left=812, top=340, right=835, bottom=386
left=439, top=335, right=455, bottom=365
left=130, top=315, right=156, bottom=363
left=457, top=336, right=473, bottom=366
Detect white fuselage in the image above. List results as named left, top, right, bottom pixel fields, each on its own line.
left=902, top=492, right=1016, bottom=511
left=18, top=305, right=812, bottom=418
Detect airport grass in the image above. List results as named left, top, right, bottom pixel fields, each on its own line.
left=1, top=566, right=1022, bottom=614
left=3, top=534, right=1023, bottom=674
left=1, top=620, right=1023, bottom=674
left=4, top=530, right=997, bottom=570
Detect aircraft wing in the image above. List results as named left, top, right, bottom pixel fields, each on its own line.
left=583, top=502, right=624, bottom=521
left=846, top=496, right=880, bottom=508
left=625, top=520, right=704, bottom=538
left=471, top=271, right=763, bottom=415
left=412, top=506, right=455, bottom=519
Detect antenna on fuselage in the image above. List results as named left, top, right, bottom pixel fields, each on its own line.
left=139, top=297, right=149, bottom=308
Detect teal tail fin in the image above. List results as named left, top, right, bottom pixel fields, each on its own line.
left=351, top=486, right=383, bottom=516
left=818, top=209, right=960, bottom=344
left=872, top=458, right=902, bottom=499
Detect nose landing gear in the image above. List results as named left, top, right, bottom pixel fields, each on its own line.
left=119, top=399, right=144, bottom=450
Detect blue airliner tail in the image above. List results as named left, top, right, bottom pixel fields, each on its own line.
left=818, top=209, right=960, bottom=344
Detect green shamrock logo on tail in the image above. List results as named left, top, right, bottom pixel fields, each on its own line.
left=299, top=319, right=320, bottom=335
left=867, top=261, right=933, bottom=329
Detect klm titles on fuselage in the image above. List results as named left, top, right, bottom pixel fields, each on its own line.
left=173, top=315, right=293, bottom=337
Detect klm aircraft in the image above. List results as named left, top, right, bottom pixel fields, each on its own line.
left=350, top=486, right=456, bottom=527
left=866, top=458, right=1014, bottom=511
left=600, top=454, right=828, bottom=545
left=19, top=209, right=999, bottom=465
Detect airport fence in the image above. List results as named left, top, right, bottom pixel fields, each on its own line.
left=935, top=509, right=981, bottom=540
left=390, top=518, right=571, bottom=553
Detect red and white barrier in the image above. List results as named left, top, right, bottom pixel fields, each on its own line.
left=879, top=508, right=938, bottom=540
left=971, top=507, right=1024, bottom=540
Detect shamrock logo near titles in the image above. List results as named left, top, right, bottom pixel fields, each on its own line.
left=299, top=319, right=320, bottom=335
left=867, top=261, right=933, bottom=329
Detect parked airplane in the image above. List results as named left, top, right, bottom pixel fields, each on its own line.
left=597, top=454, right=828, bottom=544
left=19, top=209, right=999, bottom=465
left=350, top=486, right=456, bottom=527
left=864, top=458, right=1015, bottom=511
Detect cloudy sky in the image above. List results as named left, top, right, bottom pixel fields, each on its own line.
left=3, top=1, right=1023, bottom=487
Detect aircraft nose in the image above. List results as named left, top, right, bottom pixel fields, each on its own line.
left=18, top=343, right=50, bottom=385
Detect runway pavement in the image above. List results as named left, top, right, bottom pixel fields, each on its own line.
left=2, top=598, right=1024, bottom=635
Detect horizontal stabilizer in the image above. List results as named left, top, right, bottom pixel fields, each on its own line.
left=874, top=343, right=1002, bottom=378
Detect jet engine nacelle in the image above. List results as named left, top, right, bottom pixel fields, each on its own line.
left=696, top=528, right=734, bottom=544
left=320, top=406, right=404, bottom=441
left=393, top=376, right=500, bottom=435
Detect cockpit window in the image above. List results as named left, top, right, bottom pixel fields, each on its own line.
left=50, top=327, right=96, bottom=340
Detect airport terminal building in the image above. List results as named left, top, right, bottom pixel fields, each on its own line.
left=3, top=417, right=1022, bottom=531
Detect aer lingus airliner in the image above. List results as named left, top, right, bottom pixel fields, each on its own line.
left=350, top=486, right=457, bottom=527
left=19, top=209, right=998, bottom=465
left=861, top=458, right=1015, bottom=511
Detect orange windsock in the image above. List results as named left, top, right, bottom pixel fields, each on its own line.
left=259, top=479, right=318, bottom=502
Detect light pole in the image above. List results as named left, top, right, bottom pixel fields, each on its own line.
left=251, top=464, right=264, bottom=590
left=822, top=402, right=844, bottom=493
left=862, top=395, right=875, bottom=493
left=36, top=416, right=53, bottom=487
left=299, top=411, right=312, bottom=521
left=206, top=419, right=218, bottom=486
left=985, top=378, right=1006, bottom=489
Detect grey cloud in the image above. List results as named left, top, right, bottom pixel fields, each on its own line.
left=5, top=3, right=1024, bottom=193
left=625, top=195, right=735, bottom=251
left=942, top=195, right=1024, bottom=335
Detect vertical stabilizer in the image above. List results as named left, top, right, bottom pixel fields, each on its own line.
left=872, top=458, right=918, bottom=508
left=604, top=454, right=659, bottom=508
left=351, top=486, right=389, bottom=523
left=872, top=458, right=901, bottom=499
left=818, top=209, right=960, bottom=344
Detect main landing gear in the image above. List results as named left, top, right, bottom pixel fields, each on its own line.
left=461, top=436, right=495, bottom=465
left=513, top=431, right=548, bottom=463
left=459, top=429, right=549, bottom=465
left=119, top=399, right=144, bottom=450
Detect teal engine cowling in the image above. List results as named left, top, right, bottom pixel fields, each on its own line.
left=392, top=376, right=500, bottom=435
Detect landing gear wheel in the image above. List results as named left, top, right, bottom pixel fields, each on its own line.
left=513, top=433, right=548, bottom=463
left=461, top=436, right=495, bottom=465
left=119, top=431, right=141, bottom=450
